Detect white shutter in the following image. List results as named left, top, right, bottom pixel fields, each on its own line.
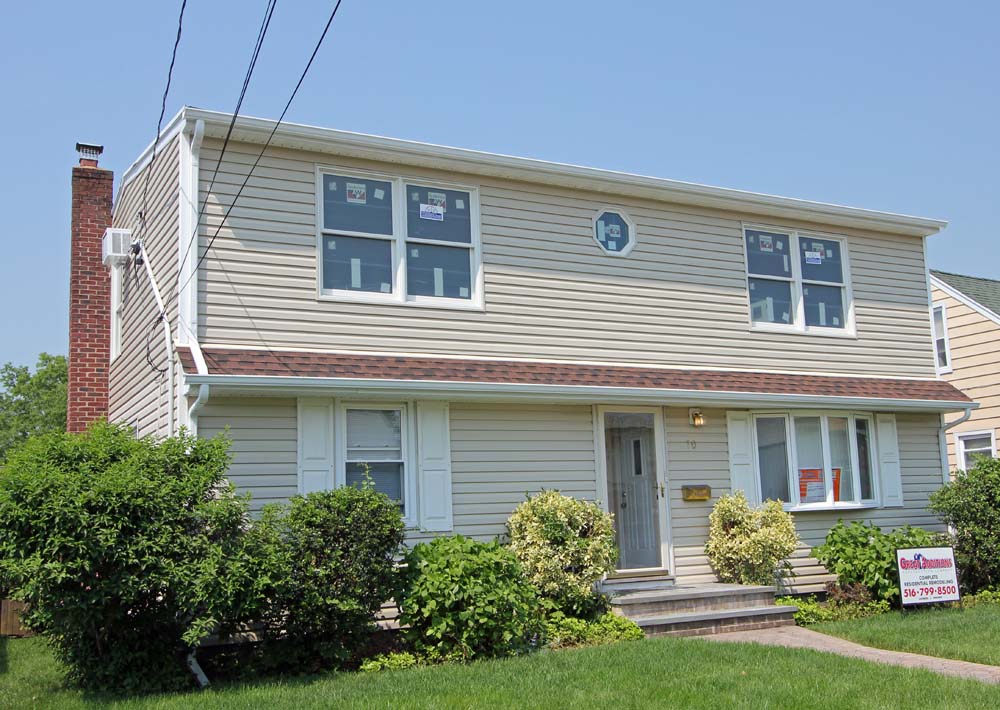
left=297, top=399, right=334, bottom=494
left=877, top=413, right=904, bottom=508
left=417, top=401, right=453, bottom=531
left=727, top=411, right=760, bottom=505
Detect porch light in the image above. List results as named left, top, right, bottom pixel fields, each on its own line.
left=689, top=409, right=705, bottom=427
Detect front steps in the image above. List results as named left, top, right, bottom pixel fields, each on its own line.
left=609, top=583, right=796, bottom=638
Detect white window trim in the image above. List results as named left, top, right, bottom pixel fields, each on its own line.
left=742, top=222, right=857, bottom=338
left=931, top=302, right=953, bottom=375
left=954, top=429, right=997, bottom=471
left=591, top=207, right=637, bottom=257
left=336, top=401, right=417, bottom=527
left=750, top=409, right=880, bottom=512
left=315, top=165, right=484, bottom=311
left=110, top=264, right=123, bottom=362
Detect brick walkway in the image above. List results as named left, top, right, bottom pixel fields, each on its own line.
left=705, top=625, right=1000, bottom=684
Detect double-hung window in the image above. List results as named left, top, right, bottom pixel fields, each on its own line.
left=318, top=169, right=481, bottom=307
left=955, top=431, right=996, bottom=471
left=931, top=303, right=952, bottom=374
left=344, top=405, right=408, bottom=515
left=110, top=265, right=124, bottom=361
left=752, top=412, right=877, bottom=508
left=744, top=226, right=852, bottom=334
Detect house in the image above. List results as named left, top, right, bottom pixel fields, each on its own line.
left=930, top=270, right=1000, bottom=471
left=67, top=107, right=972, bottom=600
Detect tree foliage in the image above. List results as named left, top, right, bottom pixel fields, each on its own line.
left=0, top=353, right=67, bottom=460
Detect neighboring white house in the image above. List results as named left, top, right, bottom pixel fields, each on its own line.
left=70, top=107, right=973, bottom=594
left=930, top=270, right=1000, bottom=472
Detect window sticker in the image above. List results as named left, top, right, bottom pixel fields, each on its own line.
left=608, top=241, right=618, bottom=250
left=459, top=286, right=469, bottom=298
left=749, top=282, right=756, bottom=291
left=776, top=240, right=784, bottom=251
left=607, top=223, right=622, bottom=241
left=781, top=311, right=790, bottom=322
left=346, top=182, right=367, bottom=205
left=596, top=220, right=607, bottom=242
left=411, top=248, right=420, bottom=258
left=811, top=241, right=824, bottom=253
left=327, top=240, right=336, bottom=250
left=373, top=188, right=385, bottom=200
left=783, top=255, right=789, bottom=272
left=427, top=191, right=447, bottom=210
left=327, top=180, right=338, bottom=191
left=805, top=251, right=823, bottom=265
left=419, top=204, right=444, bottom=221
left=380, top=282, right=391, bottom=293
left=455, top=198, right=466, bottom=210
left=832, top=316, right=840, bottom=326
left=433, top=267, right=444, bottom=297
left=826, top=246, right=836, bottom=259
left=350, top=258, right=362, bottom=289
left=759, top=234, right=774, bottom=253
left=799, top=468, right=827, bottom=503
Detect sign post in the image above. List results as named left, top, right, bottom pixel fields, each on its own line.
left=896, top=547, right=961, bottom=606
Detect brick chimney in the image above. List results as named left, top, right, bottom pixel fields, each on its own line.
left=67, top=143, right=113, bottom=432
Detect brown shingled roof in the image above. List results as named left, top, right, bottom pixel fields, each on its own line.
left=175, top=346, right=971, bottom=404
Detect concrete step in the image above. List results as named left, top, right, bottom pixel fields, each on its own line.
left=632, top=605, right=798, bottom=638
left=610, top=584, right=777, bottom=616
left=602, top=574, right=675, bottom=594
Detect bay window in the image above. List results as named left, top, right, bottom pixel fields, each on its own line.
left=752, top=412, right=878, bottom=508
left=744, top=226, right=852, bottom=334
left=318, top=168, right=481, bottom=307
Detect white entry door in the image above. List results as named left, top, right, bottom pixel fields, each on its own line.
left=603, top=411, right=666, bottom=571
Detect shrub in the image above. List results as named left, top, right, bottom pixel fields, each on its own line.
left=930, top=457, right=1000, bottom=592
left=399, top=535, right=542, bottom=660
left=961, top=589, right=1000, bottom=608
left=543, top=611, right=644, bottom=649
left=705, top=492, right=798, bottom=586
left=0, top=423, right=268, bottom=692
left=256, top=485, right=405, bottom=671
left=776, top=595, right=889, bottom=626
left=811, top=521, right=942, bottom=604
left=506, top=490, right=617, bottom=616
left=359, top=651, right=421, bottom=673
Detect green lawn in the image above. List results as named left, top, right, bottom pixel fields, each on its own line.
left=3, top=635, right=1000, bottom=709
left=817, top=604, right=1000, bottom=667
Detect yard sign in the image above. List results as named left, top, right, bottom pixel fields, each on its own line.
left=896, top=547, right=961, bottom=605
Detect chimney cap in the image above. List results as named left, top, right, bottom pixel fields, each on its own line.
left=76, top=142, right=104, bottom=166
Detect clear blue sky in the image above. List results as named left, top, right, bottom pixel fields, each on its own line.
left=1, top=1, right=997, bottom=366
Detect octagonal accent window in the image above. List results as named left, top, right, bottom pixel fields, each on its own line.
left=592, top=209, right=636, bottom=256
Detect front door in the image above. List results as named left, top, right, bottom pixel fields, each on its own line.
left=604, top=411, right=663, bottom=570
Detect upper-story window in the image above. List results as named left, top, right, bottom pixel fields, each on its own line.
left=931, top=303, right=952, bottom=374
left=743, top=226, right=854, bottom=335
left=318, top=169, right=482, bottom=308
left=592, top=209, right=636, bottom=256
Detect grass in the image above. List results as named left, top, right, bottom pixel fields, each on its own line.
left=817, top=604, right=1000, bottom=667
left=3, top=635, right=1000, bottom=709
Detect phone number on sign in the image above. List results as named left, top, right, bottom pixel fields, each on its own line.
left=903, top=586, right=957, bottom=598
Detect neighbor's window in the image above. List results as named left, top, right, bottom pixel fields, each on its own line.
left=345, top=406, right=407, bottom=514
left=319, top=170, right=480, bottom=306
left=752, top=412, right=877, bottom=507
left=744, top=227, right=851, bottom=332
left=931, top=303, right=951, bottom=374
left=956, top=431, right=996, bottom=471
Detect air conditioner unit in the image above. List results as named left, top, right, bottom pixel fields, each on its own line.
left=102, top=228, right=132, bottom=267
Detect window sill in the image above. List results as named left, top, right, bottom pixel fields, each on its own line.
left=783, top=502, right=879, bottom=513
left=318, top=290, right=485, bottom=312
left=750, top=323, right=857, bottom=340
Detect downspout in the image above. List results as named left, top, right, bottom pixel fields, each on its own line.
left=187, top=384, right=210, bottom=437
left=943, top=407, right=973, bottom=432
left=939, top=406, right=974, bottom=484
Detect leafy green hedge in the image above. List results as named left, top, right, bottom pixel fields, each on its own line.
left=705, top=492, right=798, bottom=586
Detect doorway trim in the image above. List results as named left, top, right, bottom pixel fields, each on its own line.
left=594, top=405, right=673, bottom=574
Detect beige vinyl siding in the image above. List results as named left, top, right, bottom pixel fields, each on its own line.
left=671, top=411, right=946, bottom=593
left=196, top=139, right=937, bottom=378
left=108, top=138, right=181, bottom=436
left=196, top=397, right=298, bottom=512
left=931, top=285, right=1000, bottom=471
left=447, top=403, right=597, bottom=543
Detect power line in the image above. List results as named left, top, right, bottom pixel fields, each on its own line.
left=176, top=0, right=345, bottom=297
left=177, top=0, right=279, bottom=273
left=139, top=0, right=188, bottom=239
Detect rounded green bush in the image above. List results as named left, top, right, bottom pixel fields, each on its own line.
left=398, top=535, right=542, bottom=660
left=930, top=457, right=1000, bottom=593
left=705, top=492, right=798, bottom=586
left=506, top=490, right=616, bottom=616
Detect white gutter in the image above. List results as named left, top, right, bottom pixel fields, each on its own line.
left=181, top=373, right=974, bottom=413
left=942, top=406, right=973, bottom=431
left=120, top=106, right=948, bottom=238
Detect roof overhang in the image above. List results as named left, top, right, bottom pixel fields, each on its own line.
left=121, top=106, right=948, bottom=238
left=182, top=373, right=974, bottom=413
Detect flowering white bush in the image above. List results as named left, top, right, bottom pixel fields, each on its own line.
left=506, top=490, right=617, bottom=615
left=705, top=492, right=798, bottom=586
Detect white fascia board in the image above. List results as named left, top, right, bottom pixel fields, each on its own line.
left=182, top=374, right=975, bottom=413
left=930, top=275, right=1000, bottom=329
left=172, top=106, right=946, bottom=238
